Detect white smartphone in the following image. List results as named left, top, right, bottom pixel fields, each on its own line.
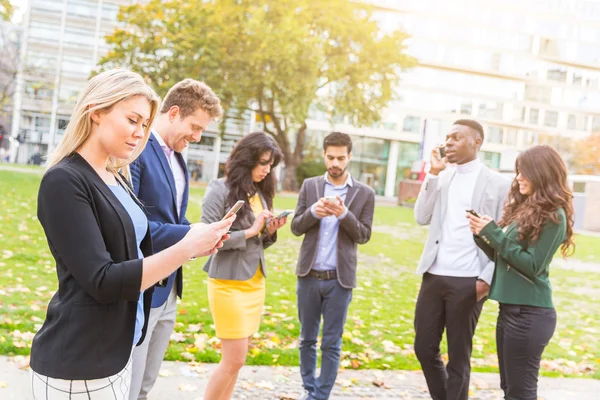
left=323, top=195, right=338, bottom=204
left=222, top=200, right=245, bottom=220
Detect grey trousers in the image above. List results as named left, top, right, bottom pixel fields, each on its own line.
left=129, top=285, right=178, bottom=400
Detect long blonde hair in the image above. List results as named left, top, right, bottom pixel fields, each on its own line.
left=47, top=69, right=160, bottom=182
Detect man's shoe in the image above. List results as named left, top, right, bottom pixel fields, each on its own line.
left=297, top=390, right=311, bottom=400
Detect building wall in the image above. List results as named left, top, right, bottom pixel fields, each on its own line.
left=10, top=0, right=130, bottom=164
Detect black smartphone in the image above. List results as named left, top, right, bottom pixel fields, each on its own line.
left=466, top=209, right=481, bottom=218
left=439, top=146, right=447, bottom=158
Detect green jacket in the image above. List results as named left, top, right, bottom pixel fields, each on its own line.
left=476, top=208, right=567, bottom=308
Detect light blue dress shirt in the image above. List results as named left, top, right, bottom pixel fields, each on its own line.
left=108, top=184, right=147, bottom=346
left=310, top=173, right=352, bottom=271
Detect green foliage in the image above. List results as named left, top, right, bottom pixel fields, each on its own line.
left=99, top=0, right=416, bottom=189
left=0, top=0, right=12, bottom=21
left=295, top=160, right=326, bottom=186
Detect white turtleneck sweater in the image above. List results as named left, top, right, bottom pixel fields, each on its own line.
left=428, top=158, right=483, bottom=277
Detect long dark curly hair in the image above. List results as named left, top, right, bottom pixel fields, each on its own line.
left=499, top=145, right=575, bottom=256
left=225, top=132, right=283, bottom=220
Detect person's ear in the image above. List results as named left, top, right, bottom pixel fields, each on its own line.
left=168, top=106, right=180, bottom=123
left=90, top=106, right=102, bottom=125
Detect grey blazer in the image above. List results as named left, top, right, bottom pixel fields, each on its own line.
left=291, top=176, right=375, bottom=289
left=414, top=164, right=511, bottom=284
left=201, top=179, right=277, bottom=280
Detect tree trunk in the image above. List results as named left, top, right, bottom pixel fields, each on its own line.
left=280, top=123, right=307, bottom=192
left=281, top=156, right=299, bottom=192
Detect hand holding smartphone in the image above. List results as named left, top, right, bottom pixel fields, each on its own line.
left=322, top=195, right=339, bottom=204
left=439, top=146, right=446, bottom=158
left=466, top=209, right=481, bottom=218
left=222, top=200, right=245, bottom=220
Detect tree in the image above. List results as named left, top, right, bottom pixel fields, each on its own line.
left=0, top=0, right=12, bottom=21
left=101, top=0, right=415, bottom=189
left=569, top=132, right=600, bottom=175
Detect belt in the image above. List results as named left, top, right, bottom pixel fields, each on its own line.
left=308, top=270, right=337, bottom=280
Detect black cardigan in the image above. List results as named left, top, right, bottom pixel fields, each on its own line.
left=31, top=152, right=155, bottom=380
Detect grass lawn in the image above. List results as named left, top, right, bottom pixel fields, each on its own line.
left=1, top=170, right=599, bottom=379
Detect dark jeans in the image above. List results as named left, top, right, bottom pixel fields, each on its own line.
left=497, top=303, right=556, bottom=400
left=414, top=273, right=484, bottom=400
left=297, top=275, right=353, bottom=400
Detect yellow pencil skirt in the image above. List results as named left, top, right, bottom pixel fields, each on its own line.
left=207, top=267, right=265, bottom=339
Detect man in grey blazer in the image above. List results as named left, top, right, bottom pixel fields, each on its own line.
left=413, top=119, right=511, bottom=400
left=291, top=132, right=375, bottom=400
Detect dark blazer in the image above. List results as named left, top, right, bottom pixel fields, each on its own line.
left=201, top=178, right=277, bottom=280
left=31, top=152, right=154, bottom=380
left=291, top=176, right=375, bottom=289
left=131, top=132, right=191, bottom=307
left=476, top=208, right=566, bottom=309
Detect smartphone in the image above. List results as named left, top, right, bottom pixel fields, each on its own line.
left=323, top=195, right=338, bottom=204
left=439, top=146, right=447, bottom=158
left=466, top=209, right=481, bottom=218
left=277, top=210, right=294, bottom=219
left=222, top=200, right=245, bottom=220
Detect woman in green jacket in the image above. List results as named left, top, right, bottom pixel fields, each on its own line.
left=467, top=145, right=574, bottom=400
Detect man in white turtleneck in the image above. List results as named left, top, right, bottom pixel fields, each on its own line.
left=412, top=120, right=511, bottom=400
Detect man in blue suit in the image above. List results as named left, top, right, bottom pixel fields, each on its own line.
left=129, top=79, right=223, bottom=400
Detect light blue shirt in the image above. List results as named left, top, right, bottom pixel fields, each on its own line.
left=108, top=184, right=147, bottom=346
left=310, top=173, right=352, bottom=271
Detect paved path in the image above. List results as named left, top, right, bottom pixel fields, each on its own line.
left=1, top=356, right=599, bottom=399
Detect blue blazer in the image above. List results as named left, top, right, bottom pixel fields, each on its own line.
left=131, top=132, right=191, bottom=308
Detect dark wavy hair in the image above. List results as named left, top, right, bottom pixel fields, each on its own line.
left=499, top=145, right=575, bottom=257
left=225, top=132, right=283, bottom=220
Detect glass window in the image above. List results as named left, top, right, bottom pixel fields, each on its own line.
left=67, top=0, right=97, bottom=19
left=487, top=126, right=503, bottom=144
left=61, top=55, right=93, bottom=77
left=459, top=102, right=472, bottom=115
left=102, top=3, right=120, bottom=21
left=478, top=101, right=503, bottom=119
left=29, top=21, right=60, bottom=42
left=544, top=110, right=559, bottom=127
left=396, top=141, right=423, bottom=192
left=63, top=25, right=95, bottom=47
left=25, top=52, right=58, bottom=73
left=480, top=151, right=500, bottom=169
left=33, top=0, right=64, bottom=13
left=505, top=128, right=517, bottom=145
left=58, top=84, right=81, bottom=103
left=529, top=108, right=539, bottom=124
left=35, top=115, right=51, bottom=131
left=547, top=68, right=567, bottom=83
left=348, top=135, right=389, bottom=196
left=57, top=117, right=69, bottom=132
left=592, top=117, right=600, bottom=132
left=568, top=114, right=577, bottom=130
left=24, top=81, right=53, bottom=100
left=403, top=115, right=421, bottom=133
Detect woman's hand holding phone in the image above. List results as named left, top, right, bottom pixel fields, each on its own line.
left=245, top=210, right=273, bottom=239
left=185, top=216, right=235, bottom=258
left=466, top=211, right=493, bottom=235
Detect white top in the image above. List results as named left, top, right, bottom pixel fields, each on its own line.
left=153, top=131, right=186, bottom=217
left=428, top=158, right=483, bottom=278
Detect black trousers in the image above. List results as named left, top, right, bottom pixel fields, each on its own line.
left=414, top=273, right=484, bottom=400
left=497, top=303, right=556, bottom=400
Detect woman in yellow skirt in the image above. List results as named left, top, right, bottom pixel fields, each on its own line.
left=201, top=132, right=288, bottom=399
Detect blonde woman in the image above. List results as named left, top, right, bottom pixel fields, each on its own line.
left=30, top=69, right=234, bottom=399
